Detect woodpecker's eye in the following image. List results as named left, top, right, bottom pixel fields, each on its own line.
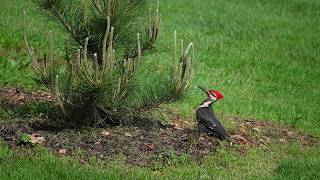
left=208, top=91, right=216, bottom=98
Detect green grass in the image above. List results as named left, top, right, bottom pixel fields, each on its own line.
left=1, top=0, right=320, bottom=179
left=1, top=140, right=319, bottom=179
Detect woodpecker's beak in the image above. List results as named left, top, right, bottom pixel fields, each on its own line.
left=198, top=86, right=224, bottom=101
left=198, top=86, right=209, bottom=93
left=199, top=86, right=216, bottom=101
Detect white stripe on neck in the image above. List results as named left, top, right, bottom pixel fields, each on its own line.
left=199, top=100, right=213, bottom=108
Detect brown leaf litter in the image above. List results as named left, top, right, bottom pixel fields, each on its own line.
left=0, top=87, right=55, bottom=107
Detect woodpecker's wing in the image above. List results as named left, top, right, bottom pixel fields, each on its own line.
left=196, top=107, right=217, bottom=129
left=196, top=107, right=230, bottom=140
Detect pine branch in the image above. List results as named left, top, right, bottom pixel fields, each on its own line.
left=53, top=8, right=82, bottom=46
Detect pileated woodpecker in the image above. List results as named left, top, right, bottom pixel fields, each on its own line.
left=196, top=86, right=230, bottom=141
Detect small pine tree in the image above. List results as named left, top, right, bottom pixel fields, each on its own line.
left=25, top=0, right=194, bottom=127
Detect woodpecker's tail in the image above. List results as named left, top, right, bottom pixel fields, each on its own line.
left=197, top=123, right=231, bottom=141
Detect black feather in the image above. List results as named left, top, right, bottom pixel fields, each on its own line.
left=196, top=100, right=230, bottom=140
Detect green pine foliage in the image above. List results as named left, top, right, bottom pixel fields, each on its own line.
left=25, top=0, right=194, bottom=127
left=32, top=0, right=159, bottom=60
left=52, top=21, right=141, bottom=126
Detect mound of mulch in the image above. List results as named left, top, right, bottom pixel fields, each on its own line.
left=0, top=118, right=220, bottom=166
left=0, top=116, right=318, bottom=166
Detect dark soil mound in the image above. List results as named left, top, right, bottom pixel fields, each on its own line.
left=0, top=116, right=318, bottom=166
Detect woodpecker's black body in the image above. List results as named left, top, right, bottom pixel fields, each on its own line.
left=196, top=98, right=230, bottom=141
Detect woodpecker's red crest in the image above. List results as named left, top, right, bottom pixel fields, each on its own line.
left=209, top=90, right=224, bottom=100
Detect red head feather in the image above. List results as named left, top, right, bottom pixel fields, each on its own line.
left=209, top=90, right=224, bottom=100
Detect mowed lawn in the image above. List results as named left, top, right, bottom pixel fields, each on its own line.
left=1, top=0, right=320, bottom=179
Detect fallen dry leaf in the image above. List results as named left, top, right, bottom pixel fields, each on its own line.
left=283, top=129, right=294, bottom=136
left=100, top=131, right=111, bottom=136
left=258, top=139, right=268, bottom=146
left=173, top=126, right=183, bottom=130
left=287, top=131, right=294, bottom=136
left=125, top=133, right=132, bottom=137
left=146, top=143, right=155, bottom=150
left=59, top=149, right=67, bottom=154
left=279, top=138, right=286, bottom=143
left=95, top=141, right=101, bottom=145
left=80, top=159, right=87, bottom=164
left=171, top=122, right=183, bottom=130
left=263, top=136, right=270, bottom=142
left=232, top=134, right=252, bottom=145
left=252, top=127, right=261, bottom=132
left=29, top=134, right=46, bottom=144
